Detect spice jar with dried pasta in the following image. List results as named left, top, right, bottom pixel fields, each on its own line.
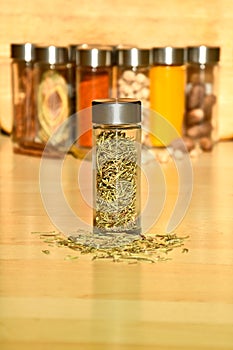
left=150, top=47, right=186, bottom=147
left=92, top=98, right=141, bottom=236
left=11, top=43, right=36, bottom=150
left=76, top=46, right=113, bottom=148
left=184, top=46, right=220, bottom=152
left=33, top=45, right=72, bottom=152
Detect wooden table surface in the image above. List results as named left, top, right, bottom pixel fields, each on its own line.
left=0, top=134, right=233, bottom=350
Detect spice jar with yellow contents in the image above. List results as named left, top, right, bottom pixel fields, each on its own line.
left=33, top=45, right=72, bottom=152
left=184, top=45, right=220, bottom=152
left=92, top=98, right=141, bottom=236
left=76, top=46, right=113, bottom=148
left=150, top=47, right=186, bottom=147
left=11, top=43, right=36, bottom=151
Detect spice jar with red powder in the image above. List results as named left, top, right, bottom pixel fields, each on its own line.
left=76, top=46, right=113, bottom=148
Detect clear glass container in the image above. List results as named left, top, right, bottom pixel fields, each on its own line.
left=150, top=47, right=186, bottom=147
left=0, top=52, right=13, bottom=135
left=111, top=44, right=136, bottom=98
left=184, top=45, right=220, bottom=151
left=68, top=44, right=78, bottom=117
left=92, top=98, right=141, bottom=235
left=11, top=43, right=35, bottom=149
left=33, top=45, right=72, bottom=152
left=116, top=47, right=150, bottom=131
left=76, top=46, right=113, bottom=148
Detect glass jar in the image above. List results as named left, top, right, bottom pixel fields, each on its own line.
left=111, top=44, right=136, bottom=98
left=69, top=43, right=107, bottom=118
left=92, top=98, right=141, bottom=236
left=150, top=47, right=186, bottom=147
left=34, top=45, right=72, bottom=150
left=76, top=46, right=113, bottom=148
left=184, top=46, right=220, bottom=151
left=116, top=47, right=150, bottom=129
left=68, top=44, right=78, bottom=117
left=0, top=49, right=13, bottom=135
left=11, top=43, right=35, bottom=148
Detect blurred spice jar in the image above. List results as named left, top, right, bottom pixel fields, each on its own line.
left=33, top=45, right=72, bottom=151
left=68, top=43, right=108, bottom=117
left=116, top=47, right=150, bottom=136
left=184, top=45, right=220, bottom=151
left=68, top=44, right=78, bottom=117
left=76, top=45, right=113, bottom=148
left=11, top=43, right=36, bottom=150
left=150, top=47, right=186, bottom=147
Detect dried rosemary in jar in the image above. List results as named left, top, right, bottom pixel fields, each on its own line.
left=92, top=98, right=141, bottom=235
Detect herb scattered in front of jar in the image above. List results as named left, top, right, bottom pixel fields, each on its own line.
left=32, top=230, right=189, bottom=264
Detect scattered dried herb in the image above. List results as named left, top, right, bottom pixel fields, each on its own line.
left=42, top=249, right=50, bottom=255
left=64, top=255, right=79, bottom=261
left=33, top=230, right=189, bottom=264
left=182, top=247, right=189, bottom=253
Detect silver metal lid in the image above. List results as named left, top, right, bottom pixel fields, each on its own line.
left=152, top=46, right=185, bottom=65
left=69, top=44, right=109, bottom=62
left=76, top=46, right=113, bottom=67
left=112, top=45, right=136, bottom=65
left=68, top=44, right=78, bottom=62
left=117, top=47, right=150, bottom=67
left=187, top=45, right=220, bottom=64
left=35, top=46, right=68, bottom=64
left=92, top=98, right=141, bottom=125
left=11, top=43, right=35, bottom=62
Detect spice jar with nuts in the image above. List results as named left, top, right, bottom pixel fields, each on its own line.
left=116, top=47, right=150, bottom=138
left=184, top=45, right=220, bottom=152
left=11, top=43, right=36, bottom=151
left=92, top=98, right=141, bottom=236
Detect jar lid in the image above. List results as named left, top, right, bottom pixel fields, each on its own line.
left=35, top=46, right=68, bottom=64
left=112, top=44, right=136, bottom=65
left=187, top=45, right=220, bottom=64
left=68, top=44, right=78, bottom=62
left=117, top=48, right=150, bottom=67
left=76, top=47, right=113, bottom=67
left=11, top=43, right=35, bottom=62
left=69, top=43, right=108, bottom=62
left=92, top=98, right=141, bottom=125
left=151, top=46, right=185, bottom=65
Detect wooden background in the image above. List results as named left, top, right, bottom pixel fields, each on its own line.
left=0, top=0, right=232, bottom=138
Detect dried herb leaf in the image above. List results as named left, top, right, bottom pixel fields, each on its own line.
left=42, top=249, right=50, bottom=255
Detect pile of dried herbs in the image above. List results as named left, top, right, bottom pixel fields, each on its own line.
left=32, top=229, right=189, bottom=264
